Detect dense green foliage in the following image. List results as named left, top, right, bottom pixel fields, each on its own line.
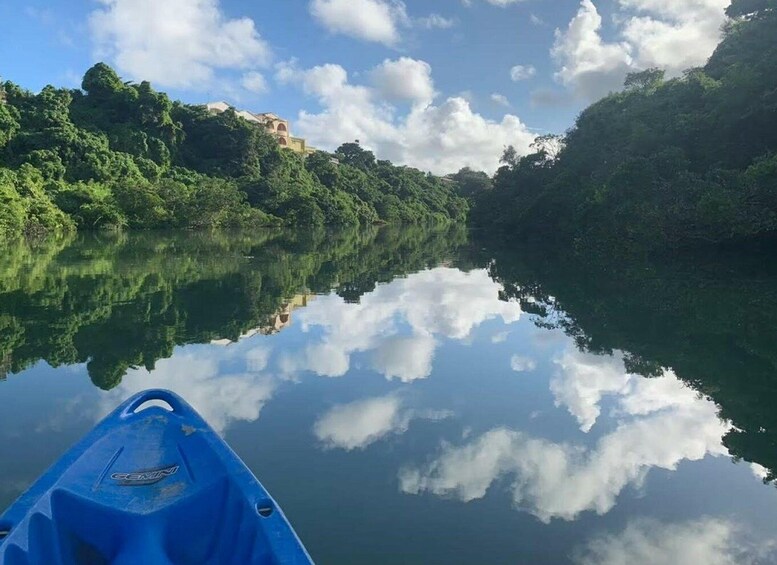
left=472, top=0, right=777, bottom=248
left=449, top=167, right=493, bottom=200
left=0, top=224, right=466, bottom=391
left=475, top=236, right=777, bottom=483
left=0, top=65, right=466, bottom=239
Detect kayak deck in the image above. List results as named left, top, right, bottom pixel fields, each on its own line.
left=0, top=390, right=313, bottom=564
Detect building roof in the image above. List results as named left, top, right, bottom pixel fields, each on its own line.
left=205, top=101, right=231, bottom=112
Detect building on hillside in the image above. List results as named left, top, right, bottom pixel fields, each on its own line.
left=205, top=101, right=264, bottom=126
left=209, top=294, right=315, bottom=346
left=205, top=102, right=317, bottom=156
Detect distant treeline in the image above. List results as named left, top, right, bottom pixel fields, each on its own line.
left=470, top=0, right=777, bottom=249
left=0, top=64, right=468, bottom=239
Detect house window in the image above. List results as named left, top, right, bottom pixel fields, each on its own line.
left=277, top=123, right=288, bottom=133
left=279, top=137, right=288, bottom=146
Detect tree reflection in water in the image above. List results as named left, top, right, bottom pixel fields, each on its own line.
left=0, top=225, right=467, bottom=391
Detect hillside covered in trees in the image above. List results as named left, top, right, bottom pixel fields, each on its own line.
left=471, top=0, right=777, bottom=249
left=0, top=64, right=467, bottom=240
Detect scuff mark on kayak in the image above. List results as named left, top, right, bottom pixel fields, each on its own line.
left=158, top=483, right=185, bottom=501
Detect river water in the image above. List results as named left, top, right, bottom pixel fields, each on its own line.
left=1, top=226, right=776, bottom=564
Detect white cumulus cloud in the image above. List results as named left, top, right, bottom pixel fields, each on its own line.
left=619, top=0, right=730, bottom=72
left=552, top=0, right=730, bottom=101
left=241, top=70, right=268, bottom=94
left=491, top=93, right=511, bottom=107
left=510, top=354, right=537, bottom=372
left=552, top=0, right=634, bottom=101
left=401, top=412, right=728, bottom=522
left=510, top=64, right=537, bottom=81
left=89, top=0, right=271, bottom=89
left=279, top=59, right=536, bottom=174
left=309, top=0, right=408, bottom=46
left=370, top=57, right=436, bottom=104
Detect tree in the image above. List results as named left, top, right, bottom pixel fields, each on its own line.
left=0, top=169, right=27, bottom=238
left=0, top=94, right=19, bottom=149
left=335, top=142, right=376, bottom=171
left=451, top=167, right=492, bottom=198
left=471, top=7, right=777, bottom=249
left=530, top=134, right=565, bottom=162
left=726, top=0, right=777, bottom=18
left=623, top=68, right=665, bottom=91
left=81, top=63, right=125, bottom=99
left=305, top=151, right=340, bottom=189
left=0, top=63, right=469, bottom=238
left=500, top=145, right=519, bottom=167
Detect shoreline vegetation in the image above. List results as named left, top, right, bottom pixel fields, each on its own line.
left=1, top=0, right=775, bottom=252
left=470, top=0, right=777, bottom=250
left=0, top=64, right=468, bottom=241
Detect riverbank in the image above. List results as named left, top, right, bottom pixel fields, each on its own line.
left=0, top=64, right=467, bottom=240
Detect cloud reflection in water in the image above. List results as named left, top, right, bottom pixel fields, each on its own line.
left=313, top=394, right=451, bottom=451
left=281, top=268, right=523, bottom=382
left=400, top=347, right=731, bottom=522
left=573, top=517, right=776, bottom=565
left=96, top=348, right=276, bottom=435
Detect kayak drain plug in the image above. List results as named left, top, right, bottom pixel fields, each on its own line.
left=257, top=503, right=274, bottom=518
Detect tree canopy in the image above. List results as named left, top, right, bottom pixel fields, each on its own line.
left=471, top=6, right=777, bottom=249
left=726, top=0, right=777, bottom=19
left=0, top=64, right=467, bottom=240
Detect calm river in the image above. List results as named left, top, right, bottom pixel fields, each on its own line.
left=1, top=226, right=776, bottom=564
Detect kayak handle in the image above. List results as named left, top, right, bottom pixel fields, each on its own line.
left=119, top=390, right=190, bottom=419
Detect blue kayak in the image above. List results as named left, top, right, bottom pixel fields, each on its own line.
left=0, top=390, right=313, bottom=564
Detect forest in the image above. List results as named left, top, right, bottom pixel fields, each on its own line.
left=3, top=0, right=776, bottom=250
left=470, top=0, right=777, bottom=249
left=0, top=64, right=468, bottom=240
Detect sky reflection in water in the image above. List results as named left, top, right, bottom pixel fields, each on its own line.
left=2, top=248, right=777, bottom=564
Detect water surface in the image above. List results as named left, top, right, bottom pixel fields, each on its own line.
left=2, top=227, right=777, bottom=564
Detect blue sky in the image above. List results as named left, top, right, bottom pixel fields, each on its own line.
left=0, top=0, right=730, bottom=173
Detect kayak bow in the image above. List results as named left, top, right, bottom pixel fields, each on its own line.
left=0, top=389, right=313, bottom=564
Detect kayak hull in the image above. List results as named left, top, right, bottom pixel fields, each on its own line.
left=0, top=390, right=313, bottom=564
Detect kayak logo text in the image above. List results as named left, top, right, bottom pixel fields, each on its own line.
left=111, top=464, right=180, bottom=486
